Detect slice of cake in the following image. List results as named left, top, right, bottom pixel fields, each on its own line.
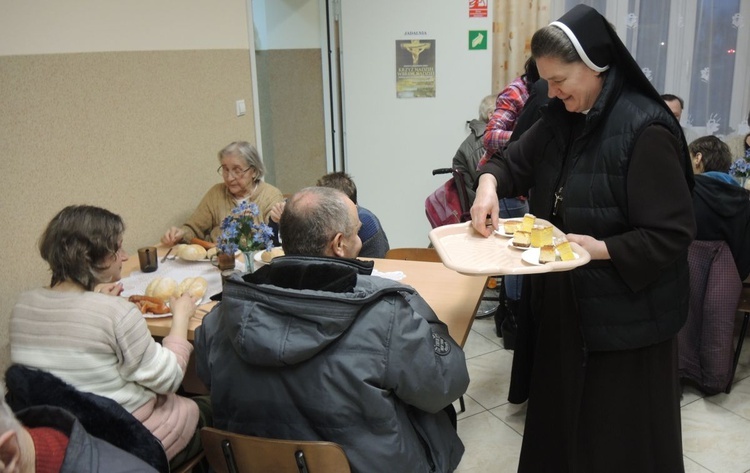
left=539, top=245, right=556, bottom=264
left=503, top=220, right=521, bottom=235
left=521, top=213, right=536, bottom=233
left=530, top=225, right=554, bottom=248
left=513, top=231, right=531, bottom=248
left=556, top=241, right=576, bottom=261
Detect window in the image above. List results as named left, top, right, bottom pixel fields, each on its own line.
left=555, top=0, right=749, bottom=139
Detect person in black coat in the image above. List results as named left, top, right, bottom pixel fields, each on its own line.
left=690, top=135, right=750, bottom=279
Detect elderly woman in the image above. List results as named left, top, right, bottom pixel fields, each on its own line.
left=11, top=205, right=212, bottom=471
left=471, top=5, right=695, bottom=472
left=162, top=141, right=284, bottom=246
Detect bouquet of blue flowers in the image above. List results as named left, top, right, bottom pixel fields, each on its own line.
left=729, top=147, right=750, bottom=186
left=216, top=201, right=275, bottom=255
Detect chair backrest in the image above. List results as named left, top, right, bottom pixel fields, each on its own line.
left=385, top=247, right=442, bottom=263
left=678, top=240, right=742, bottom=394
left=200, top=427, right=351, bottom=473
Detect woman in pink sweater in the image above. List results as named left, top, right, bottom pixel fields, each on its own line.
left=11, top=205, right=211, bottom=471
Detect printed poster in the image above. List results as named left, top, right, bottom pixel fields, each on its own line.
left=469, top=0, right=488, bottom=18
left=396, top=39, right=436, bottom=98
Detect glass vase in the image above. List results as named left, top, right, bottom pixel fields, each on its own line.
left=243, top=250, right=257, bottom=274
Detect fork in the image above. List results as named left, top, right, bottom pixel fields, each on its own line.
left=160, top=247, right=174, bottom=263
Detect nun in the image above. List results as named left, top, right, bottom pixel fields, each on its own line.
left=471, top=5, right=695, bottom=472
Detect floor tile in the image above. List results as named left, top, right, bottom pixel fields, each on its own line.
left=462, top=329, right=503, bottom=359
left=454, top=410, right=522, bottom=473
left=489, top=402, right=527, bottom=435
left=684, top=456, right=714, bottom=473
left=454, top=394, right=485, bottom=421
left=463, top=350, right=514, bottom=410
left=681, top=399, right=750, bottom=473
left=706, top=376, right=750, bottom=421
left=681, top=384, right=706, bottom=407
left=469, top=316, right=503, bottom=348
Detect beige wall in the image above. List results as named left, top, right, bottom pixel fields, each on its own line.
left=0, top=0, right=255, bottom=374
left=256, top=48, right=327, bottom=194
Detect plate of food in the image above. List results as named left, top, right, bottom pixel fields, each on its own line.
left=521, top=242, right=580, bottom=266
left=494, top=219, right=523, bottom=238
left=253, top=247, right=285, bottom=268
left=506, top=236, right=531, bottom=250
left=171, top=244, right=218, bottom=263
left=127, top=276, right=208, bottom=317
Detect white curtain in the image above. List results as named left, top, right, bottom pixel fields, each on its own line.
left=490, top=0, right=551, bottom=93
left=547, top=0, right=750, bottom=155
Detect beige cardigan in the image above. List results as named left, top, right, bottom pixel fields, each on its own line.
left=180, top=181, right=284, bottom=242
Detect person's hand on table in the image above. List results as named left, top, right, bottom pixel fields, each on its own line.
left=161, top=227, right=185, bottom=246
left=269, top=201, right=286, bottom=223
left=168, top=293, right=197, bottom=339
left=566, top=233, right=610, bottom=260
left=94, top=282, right=124, bottom=296
left=470, top=174, right=500, bottom=237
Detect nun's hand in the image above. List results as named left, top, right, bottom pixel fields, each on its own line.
left=470, top=174, right=499, bottom=237
left=565, top=233, right=610, bottom=260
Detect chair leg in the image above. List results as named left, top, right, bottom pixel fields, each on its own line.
left=458, top=395, right=465, bottom=413
left=727, top=312, right=750, bottom=394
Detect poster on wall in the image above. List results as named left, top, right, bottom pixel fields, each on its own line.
left=396, top=39, right=436, bottom=98
left=469, top=0, right=488, bottom=18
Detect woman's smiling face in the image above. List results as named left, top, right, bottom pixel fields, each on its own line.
left=537, top=56, right=605, bottom=113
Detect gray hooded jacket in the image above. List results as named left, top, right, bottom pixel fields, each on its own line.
left=195, top=256, right=469, bottom=473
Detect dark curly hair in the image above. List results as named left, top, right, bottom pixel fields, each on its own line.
left=39, top=205, right=125, bottom=290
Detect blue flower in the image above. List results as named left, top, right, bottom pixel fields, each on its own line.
left=216, top=202, right=275, bottom=254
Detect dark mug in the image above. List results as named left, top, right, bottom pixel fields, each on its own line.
left=138, top=247, right=158, bottom=273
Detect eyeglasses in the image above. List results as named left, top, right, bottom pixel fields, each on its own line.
left=217, top=166, right=252, bottom=179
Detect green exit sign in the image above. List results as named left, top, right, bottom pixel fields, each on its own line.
left=469, top=30, right=487, bottom=50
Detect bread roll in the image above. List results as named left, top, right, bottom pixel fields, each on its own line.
left=206, top=247, right=218, bottom=259
left=261, top=247, right=285, bottom=263
left=145, top=277, right=178, bottom=302
left=178, top=244, right=207, bottom=261
left=176, top=277, right=208, bottom=299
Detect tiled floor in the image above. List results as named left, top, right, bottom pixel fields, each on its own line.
left=452, top=290, right=750, bottom=473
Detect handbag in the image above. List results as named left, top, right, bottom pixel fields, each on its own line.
left=425, top=169, right=471, bottom=228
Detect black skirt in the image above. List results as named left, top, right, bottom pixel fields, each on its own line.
left=517, top=272, right=685, bottom=473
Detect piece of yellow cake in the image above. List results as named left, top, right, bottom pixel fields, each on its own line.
left=539, top=245, right=556, bottom=264
left=503, top=220, right=521, bottom=235
left=521, top=213, right=536, bottom=233
left=556, top=241, right=576, bottom=261
left=513, top=230, right=531, bottom=248
left=530, top=225, right=554, bottom=248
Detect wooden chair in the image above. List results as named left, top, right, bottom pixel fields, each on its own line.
left=200, top=427, right=351, bottom=473
left=384, top=247, right=469, bottom=413
left=173, top=452, right=206, bottom=473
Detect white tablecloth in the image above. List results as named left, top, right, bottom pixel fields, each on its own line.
left=120, top=257, right=241, bottom=301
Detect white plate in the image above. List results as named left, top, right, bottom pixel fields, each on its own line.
left=494, top=219, right=523, bottom=238
left=521, top=247, right=579, bottom=266
left=139, top=296, right=204, bottom=318
left=506, top=238, right=531, bottom=251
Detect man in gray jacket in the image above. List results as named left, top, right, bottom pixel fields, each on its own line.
left=195, top=186, right=469, bottom=473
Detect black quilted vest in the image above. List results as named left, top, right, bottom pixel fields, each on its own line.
left=528, top=67, right=690, bottom=351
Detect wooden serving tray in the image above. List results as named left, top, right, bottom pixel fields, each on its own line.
left=428, top=221, right=591, bottom=276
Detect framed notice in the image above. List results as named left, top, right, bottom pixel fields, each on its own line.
left=396, top=39, right=436, bottom=98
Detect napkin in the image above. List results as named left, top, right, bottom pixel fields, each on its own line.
left=371, top=269, right=406, bottom=281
